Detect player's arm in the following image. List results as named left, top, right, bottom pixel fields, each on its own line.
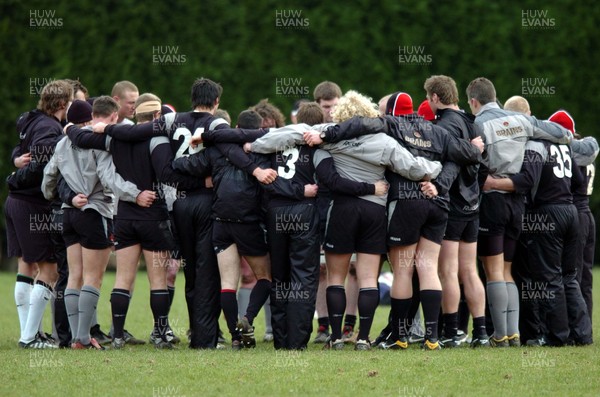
left=527, top=115, right=571, bottom=144
left=103, top=118, right=165, bottom=141
left=442, top=127, right=483, bottom=165
left=216, top=143, right=277, bottom=184
left=66, top=124, right=110, bottom=151
left=57, top=175, right=78, bottom=206
left=313, top=149, right=377, bottom=196
left=571, top=137, right=599, bottom=167
left=316, top=116, right=388, bottom=144
left=94, top=150, right=141, bottom=203
left=382, top=137, right=443, bottom=181
left=150, top=137, right=204, bottom=191
left=485, top=142, right=545, bottom=193
left=431, top=161, right=461, bottom=196
left=41, top=150, right=60, bottom=201
left=250, top=125, right=307, bottom=153
left=199, top=128, right=268, bottom=144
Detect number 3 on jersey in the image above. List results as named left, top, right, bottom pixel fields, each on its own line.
left=278, top=147, right=300, bottom=179
left=173, top=127, right=204, bottom=159
left=550, top=145, right=572, bottom=179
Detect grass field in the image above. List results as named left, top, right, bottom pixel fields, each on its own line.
left=0, top=266, right=599, bottom=397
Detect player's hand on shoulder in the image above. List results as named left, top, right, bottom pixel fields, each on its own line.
left=93, top=122, right=108, bottom=134
left=253, top=168, right=277, bottom=184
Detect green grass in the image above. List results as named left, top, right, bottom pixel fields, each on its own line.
left=0, top=266, right=599, bottom=397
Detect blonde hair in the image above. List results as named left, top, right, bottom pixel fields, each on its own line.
left=331, top=90, right=379, bottom=122
left=503, top=95, right=531, bottom=114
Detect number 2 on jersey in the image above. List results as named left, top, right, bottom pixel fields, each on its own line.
left=173, top=127, right=204, bottom=159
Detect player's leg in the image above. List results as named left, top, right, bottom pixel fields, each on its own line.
left=217, top=244, right=242, bottom=348
left=343, top=263, right=359, bottom=343
left=415, top=237, right=443, bottom=349
left=386, top=244, right=417, bottom=347
left=324, top=252, right=352, bottom=345
left=313, top=264, right=330, bottom=343
left=65, top=243, right=83, bottom=344
left=111, top=244, right=141, bottom=344
left=144, top=248, right=172, bottom=347
left=353, top=253, right=380, bottom=348
left=439, top=239, right=460, bottom=346
left=458, top=241, right=488, bottom=346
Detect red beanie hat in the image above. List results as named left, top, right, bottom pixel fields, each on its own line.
left=386, top=92, right=413, bottom=116
left=417, top=99, right=435, bottom=121
left=548, top=110, right=575, bottom=136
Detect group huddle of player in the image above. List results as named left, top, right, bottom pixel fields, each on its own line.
left=7, top=74, right=595, bottom=351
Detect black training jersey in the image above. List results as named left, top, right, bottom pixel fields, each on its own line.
left=8, top=110, right=63, bottom=203
left=513, top=140, right=578, bottom=208
left=436, top=108, right=482, bottom=220
left=573, top=165, right=594, bottom=209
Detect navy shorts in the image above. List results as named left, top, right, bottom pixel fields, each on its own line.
left=443, top=218, right=479, bottom=243
left=324, top=197, right=387, bottom=254
left=387, top=199, right=448, bottom=246
left=4, top=196, right=56, bottom=263
left=212, top=221, right=268, bottom=257
left=62, top=208, right=114, bottom=249
left=113, top=218, right=175, bottom=252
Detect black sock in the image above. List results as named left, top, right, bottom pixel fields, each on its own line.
left=393, top=298, right=412, bottom=339
left=344, top=314, right=357, bottom=328
left=167, top=286, right=175, bottom=310
left=443, top=312, right=459, bottom=338
left=472, top=316, right=487, bottom=339
left=150, top=289, right=170, bottom=338
left=110, top=289, right=130, bottom=339
left=357, top=288, right=379, bottom=341
left=245, top=279, right=271, bottom=325
left=221, top=290, right=239, bottom=338
left=326, top=286, right=345, bottom=340
left=318, top=317, right=330, bottom=331
left=421, top=289, right=442, bottom=342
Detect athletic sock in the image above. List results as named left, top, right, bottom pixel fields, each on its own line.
left=167, top=286, right=175, bottom=310
left=344, top=314, right=357, bottom=329
left=458, top=284, right=470, bottom=334
left=472, top=316, right=487, bottom=339
left=395, top=298, right=413, bottom=338
left=91, top=308, right=98, bottom=327
left=443, top=312, right=459, bottom=339
left=221, top=289, right=239, bottom=337
left=237, top=287, right=252, bottom=315
left=21, top=281, right=53, bottom=343
left=77, top=286, right=100, bottom=345
left=326, top=285, right=346, bottom=340
left=245, top=279, right=272, bottom=325
left=317, top=316, right=330, bottom=332
left=263, top=297, right=272, bottom=333
left=150, top=289, right=170, bottom=339
left=421, top=289, right=443, bottom=342
left=506, top=282, right=520, bottom=336
left=64, top=288, right=81, bottom=341
left=389, top=298, right=403, bottom=340
left=110, top=289, right=131, bottom=339
left=487, top=281, right=508, bottom=339
left=356, top=288, right=379, bottom=341
left=15, top=275, right=34, bottom=337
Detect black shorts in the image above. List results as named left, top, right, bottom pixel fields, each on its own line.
left=113, top=218, right=175, bottom=252
left=4, top=196, right=56, bottom=263
left=478, top=192, right=524, bottom=240
left=168, top=211, right=183, bottom=259
left=62, top=208, right=114, bottom=249
left=212, top=221, right=268, bottom=257
left=387, top=199, right=448, bottom=246
left=323, top=197, right=386, bottom=254
left=443, top=218, right=479, bottom=243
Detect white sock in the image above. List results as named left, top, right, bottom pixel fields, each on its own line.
left=21, top=283, right=53, bottom=343
left=15, top=280, right=33, bottom=338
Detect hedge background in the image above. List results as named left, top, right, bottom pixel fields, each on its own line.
left=1, top=0, right=598, bottom=266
